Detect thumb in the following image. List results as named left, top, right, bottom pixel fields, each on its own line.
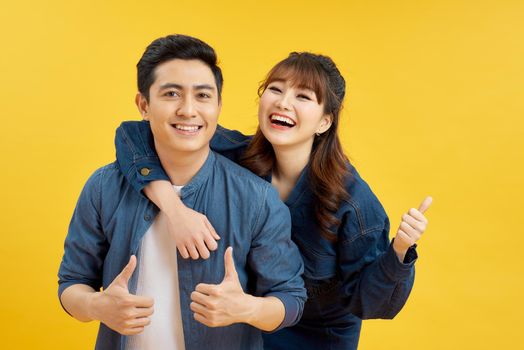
left=418, top=196, right=433, bottom=214
left=114, top=255, right=137, bottom=288
left=223, top=247, right=238, bottom=281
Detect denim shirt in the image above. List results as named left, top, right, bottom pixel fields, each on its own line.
left=58, top=150, right=306, bottom=350
left=115, top=121, right=417, bottom=350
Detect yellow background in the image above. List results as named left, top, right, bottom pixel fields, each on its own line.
left=1, top=0, right=522, bottom=348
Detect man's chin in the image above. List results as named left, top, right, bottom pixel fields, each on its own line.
left=165, top=142, right=211, bottom=155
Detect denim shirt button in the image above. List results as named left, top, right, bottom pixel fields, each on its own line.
left=140, top=167, right=151, bottom=176
left=144, top=214, right=151, bottom=221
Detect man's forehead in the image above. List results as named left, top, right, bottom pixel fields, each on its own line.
left=152, top=59, right=216, bottom=88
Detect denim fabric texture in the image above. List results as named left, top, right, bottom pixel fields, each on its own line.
left=58, top=150, right=306, bottom=350
left=115, top=121, right=418, bottom=350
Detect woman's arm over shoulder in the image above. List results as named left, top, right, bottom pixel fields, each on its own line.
left=115, top=121, right=253, bottom=195
left=211, top=125, right=252, bottom=163
left=115, top=120, right=170, bottom=194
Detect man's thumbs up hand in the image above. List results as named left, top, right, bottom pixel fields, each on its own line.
left=392, top=196, right=433, bottom=262
left=88, top=255, right=154, bottom=335
left=223, top=246, right=239, bottom=282
left=191, top=247, right=252, bottom=328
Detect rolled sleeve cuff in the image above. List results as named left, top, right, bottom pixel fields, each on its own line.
left=124, top=156, right=171, bottom=196
left=264, top=291, right=301, bottom=333
left=380, top=241, right=417, bottom=281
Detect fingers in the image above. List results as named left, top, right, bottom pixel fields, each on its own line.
left=195, top=239, right=211, bottom=260
left=187, top=245, right=200, bottom=260
left=195, top=283, right=218, bottom=296
left=177, top=245, right=190, bottom=259
left=399, top=222, right=421, bottom=241
left=115, top=255, right=137, bottom=286
left=193, top=311, right=213, bottom=327
left=418, top=196, right=433, bottom=214
left=401, top=213, right=426, bottom=233
left=205, top=219, right=221, bottom=241
left=133, top=306, right=154, bottom=318
left=129, top=316, right=152, bottom=328
left=223, top=247, right=238, bottom=280
left=203, top=234, right=218, bottom=253
left=123, top=326, right=145, bottom=336
left=407, top=208, right=427, bottom=223
left=128, top=294, right=154, bottom=308
left=190, top=301, right=209, bottom=315
left=191, top=290, right=210, bottom=306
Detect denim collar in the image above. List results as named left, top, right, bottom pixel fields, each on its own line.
left=179, top=150, right=216, bottom=199
left=263, top=164, right=310, bottom=208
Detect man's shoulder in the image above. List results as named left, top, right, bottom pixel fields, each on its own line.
left=339, top=164, right=388, bottom=229
left=86, top=161, right=122, bottom=182
left=81, top=161, right=128, bottom=195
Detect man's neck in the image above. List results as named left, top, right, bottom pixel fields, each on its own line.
left=155, top=143, right=211, bottom=186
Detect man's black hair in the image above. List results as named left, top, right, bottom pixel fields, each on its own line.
left=137, top=34, right=223, bottom=101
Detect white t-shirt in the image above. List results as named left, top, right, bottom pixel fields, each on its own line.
left=126, top=185, right=185, bottom=350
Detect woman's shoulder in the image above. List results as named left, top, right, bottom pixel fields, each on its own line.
left=338, top=163, right=388, bottom=235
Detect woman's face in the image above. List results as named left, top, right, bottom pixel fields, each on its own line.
left=258, top=79, right=332, bottom=150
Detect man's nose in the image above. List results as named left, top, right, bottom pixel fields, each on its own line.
left=176, top=96, right=197, bottom=118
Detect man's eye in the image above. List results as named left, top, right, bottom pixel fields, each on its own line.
left=198, top=93, right=211, bottom=98
left=165, top=91, right=179, bottom=97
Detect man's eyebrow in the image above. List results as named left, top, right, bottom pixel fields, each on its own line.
left=158, top=83, right=215, bottom=91
left=194, top=84, right=215, bottom=91
left=159, top=83, right=183, bottom=90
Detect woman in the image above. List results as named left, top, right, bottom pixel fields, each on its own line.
left=115, top=52, right=431, bottom=349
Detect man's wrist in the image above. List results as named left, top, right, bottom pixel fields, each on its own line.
left=86, top=291, right=101, bottom=322
left=242, top=294, right=261, bottom=326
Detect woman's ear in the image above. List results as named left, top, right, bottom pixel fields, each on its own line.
left=135, top=92, right=149, bottom=120
left=317, top=114, right=333, bottom=135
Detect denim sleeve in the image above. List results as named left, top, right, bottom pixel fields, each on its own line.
left=248, top=185, right=307, bottom=332
left=115, top=120, right=170, bottom=195
left=57, top=167, right=110, bottom=301
left=115, top=121, right=251, bottom=194
left=337, top=205, right=416, bottom=320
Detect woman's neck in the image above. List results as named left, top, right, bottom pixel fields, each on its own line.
left=271, top=142, right=312, bottom=201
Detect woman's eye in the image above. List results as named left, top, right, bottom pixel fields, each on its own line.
left=297, top=94, right=311, bottom=100
left=268, top=86, right=282, bottom=93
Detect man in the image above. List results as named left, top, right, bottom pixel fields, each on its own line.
left=58, top=34, right=306, bottom=350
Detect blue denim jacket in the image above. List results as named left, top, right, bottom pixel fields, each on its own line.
left=115, top=121, right=417, bottom=350
left=58, top=150, right=306, bottom=350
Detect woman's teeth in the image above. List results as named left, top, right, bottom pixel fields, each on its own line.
left=270, top=115, right=295, bottom=126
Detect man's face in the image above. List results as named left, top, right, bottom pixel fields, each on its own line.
left=137, top=59, right=221, bottom=155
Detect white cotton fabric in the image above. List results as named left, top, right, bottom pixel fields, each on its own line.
left=126, top=185, right=185, bottom=350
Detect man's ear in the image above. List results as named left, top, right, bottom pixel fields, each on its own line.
left=135, top=93, right=149, bottom=120
left=317, top=114, right=333, bottom=135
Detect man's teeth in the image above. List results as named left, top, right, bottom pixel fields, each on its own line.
left=174, top=124, right=200, bottom=132
left=270, top=115, right=295, bottom=126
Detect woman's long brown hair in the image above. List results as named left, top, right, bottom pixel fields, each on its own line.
left=241, top=52, right=351, bottom=242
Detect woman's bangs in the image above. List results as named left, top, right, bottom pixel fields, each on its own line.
left=264, top=60, right=327, bottom=103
